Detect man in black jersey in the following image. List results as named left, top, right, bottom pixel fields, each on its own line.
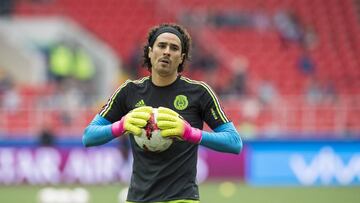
left=83, top=23, right=242, bottom=203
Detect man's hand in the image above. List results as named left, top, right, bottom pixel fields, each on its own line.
left=157, top=107, right=202, bottom=144
left=112, top=106, right=153, bottom=137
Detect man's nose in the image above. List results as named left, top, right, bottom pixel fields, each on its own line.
left=163, top=46, right=171, bottom=55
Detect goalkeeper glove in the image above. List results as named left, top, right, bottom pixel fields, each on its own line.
left=157, top=107, right=202, bottom=144
left=111, top=106, right=153, bottom=137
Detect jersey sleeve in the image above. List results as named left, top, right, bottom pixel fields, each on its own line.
left=199, top=82, right=230, bottom=130
left=98, top=81, right=131, bottom=123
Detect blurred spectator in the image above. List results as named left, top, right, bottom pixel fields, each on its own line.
left=190, top=41, right=218, bottom=72
left=304, top=76, right=338, bottom=105
left=126, top=43, right=143, bottom=79
left=0, top=73, right=21, bottom=112
left=47, top=39, right=97, bottom=107
left=257, top=80, right=278, bottom=106
left=242, top=98, right=261, bottom=120
left=72, top=44, right=96, bottom=82
left=48, top=41, right=73, bottom=83
left=48, top=40, right=96, bottom=83
left=302, top=25, right=318, bottom=50
left=0, top=0, right=15, bottom=17
left=2, top=85, right=21, bottom=112
left=221, top=56, right=249, bottom=97
left=252, top=10, right=271, bottom=33
left=71, top=43, right=97, bottom=106
left=178, top=8, right=209, bottom=28
left=237, top=120, right=257, bottom=140
left=37, top=79, right=84, bottom=128
left=31, top=0, right=56, bottom=4
left=0, top=69, right=12, bottom=96
left=322, top=80, right=337, bottom=104
left=180, top=8, right=271, bottom=31
left=210, top=10, right=254, bottom=28
left=273, top=9, right=303, bottom=48
left=305, top=76, right=322, bottom=105
left=298, top=52, right=316, bottom=75
left=274, top=9, right=318, bottom=50
left=38, top=126, right=56, bottom=147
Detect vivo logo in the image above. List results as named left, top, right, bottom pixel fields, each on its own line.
left=290, top=147, right=360, bottom=185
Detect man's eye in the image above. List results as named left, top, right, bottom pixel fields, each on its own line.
left=170, top=45, right=180, bottom=51
left=171, top=47, right=179, bottom=51
left=158, top=44, right=166, bottom=48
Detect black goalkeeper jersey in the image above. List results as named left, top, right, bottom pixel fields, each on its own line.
left=99, top=75, right=229, bottom=202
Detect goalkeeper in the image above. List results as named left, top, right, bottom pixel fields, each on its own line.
left=83, top=23, right=242, bottom=203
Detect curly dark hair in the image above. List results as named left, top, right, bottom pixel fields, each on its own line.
left=142, top=23, right=192, bottom=73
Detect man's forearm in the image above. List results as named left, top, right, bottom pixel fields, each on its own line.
left=83, top=114, right=114, bottom=147
left=200, top=122, right=243, bottom=154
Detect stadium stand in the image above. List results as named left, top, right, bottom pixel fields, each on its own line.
left=0, top=0, right=359, bottom=138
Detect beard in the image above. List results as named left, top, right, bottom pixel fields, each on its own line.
left=154, top=62, right=177, bottom=77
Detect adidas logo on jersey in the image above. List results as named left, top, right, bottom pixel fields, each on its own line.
left=135, top=99, right=146, bottom=108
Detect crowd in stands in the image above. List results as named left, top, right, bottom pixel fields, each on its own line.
left=1, top=0, right=359, bottom=138
left=0, top=69, right=21, bottom=113
left=0, top=38, right=99, bottom=137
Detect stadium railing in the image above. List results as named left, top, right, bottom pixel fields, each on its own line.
left=0, top=93, right=359, bottom=138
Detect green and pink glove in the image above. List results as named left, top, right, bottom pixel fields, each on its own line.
left=157, top=107, right=202, bottom=144
left=112, top=106, right=153, bottom=137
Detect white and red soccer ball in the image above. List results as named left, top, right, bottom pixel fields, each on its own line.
left=134, top=108, right=173, bottom=152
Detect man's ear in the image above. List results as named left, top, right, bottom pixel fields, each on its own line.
left=180, top=53, right=185, bottom=63
left=148, top=46, right=152, bottom=58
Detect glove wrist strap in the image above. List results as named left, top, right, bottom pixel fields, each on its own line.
left=183, top=123, right=202, bottom=144
left=111, top=118, right=125, bottom=137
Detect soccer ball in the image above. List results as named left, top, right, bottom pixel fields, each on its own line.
left=134, top=108, right=173, bottom=152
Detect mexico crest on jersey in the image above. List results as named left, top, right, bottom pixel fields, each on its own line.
left=173, top=95, right=188, bottom=110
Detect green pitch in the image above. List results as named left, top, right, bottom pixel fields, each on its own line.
left=0, top=181, right=359, bottom=203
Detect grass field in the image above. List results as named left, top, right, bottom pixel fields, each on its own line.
left=0, top=181, right=359, bottom=203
